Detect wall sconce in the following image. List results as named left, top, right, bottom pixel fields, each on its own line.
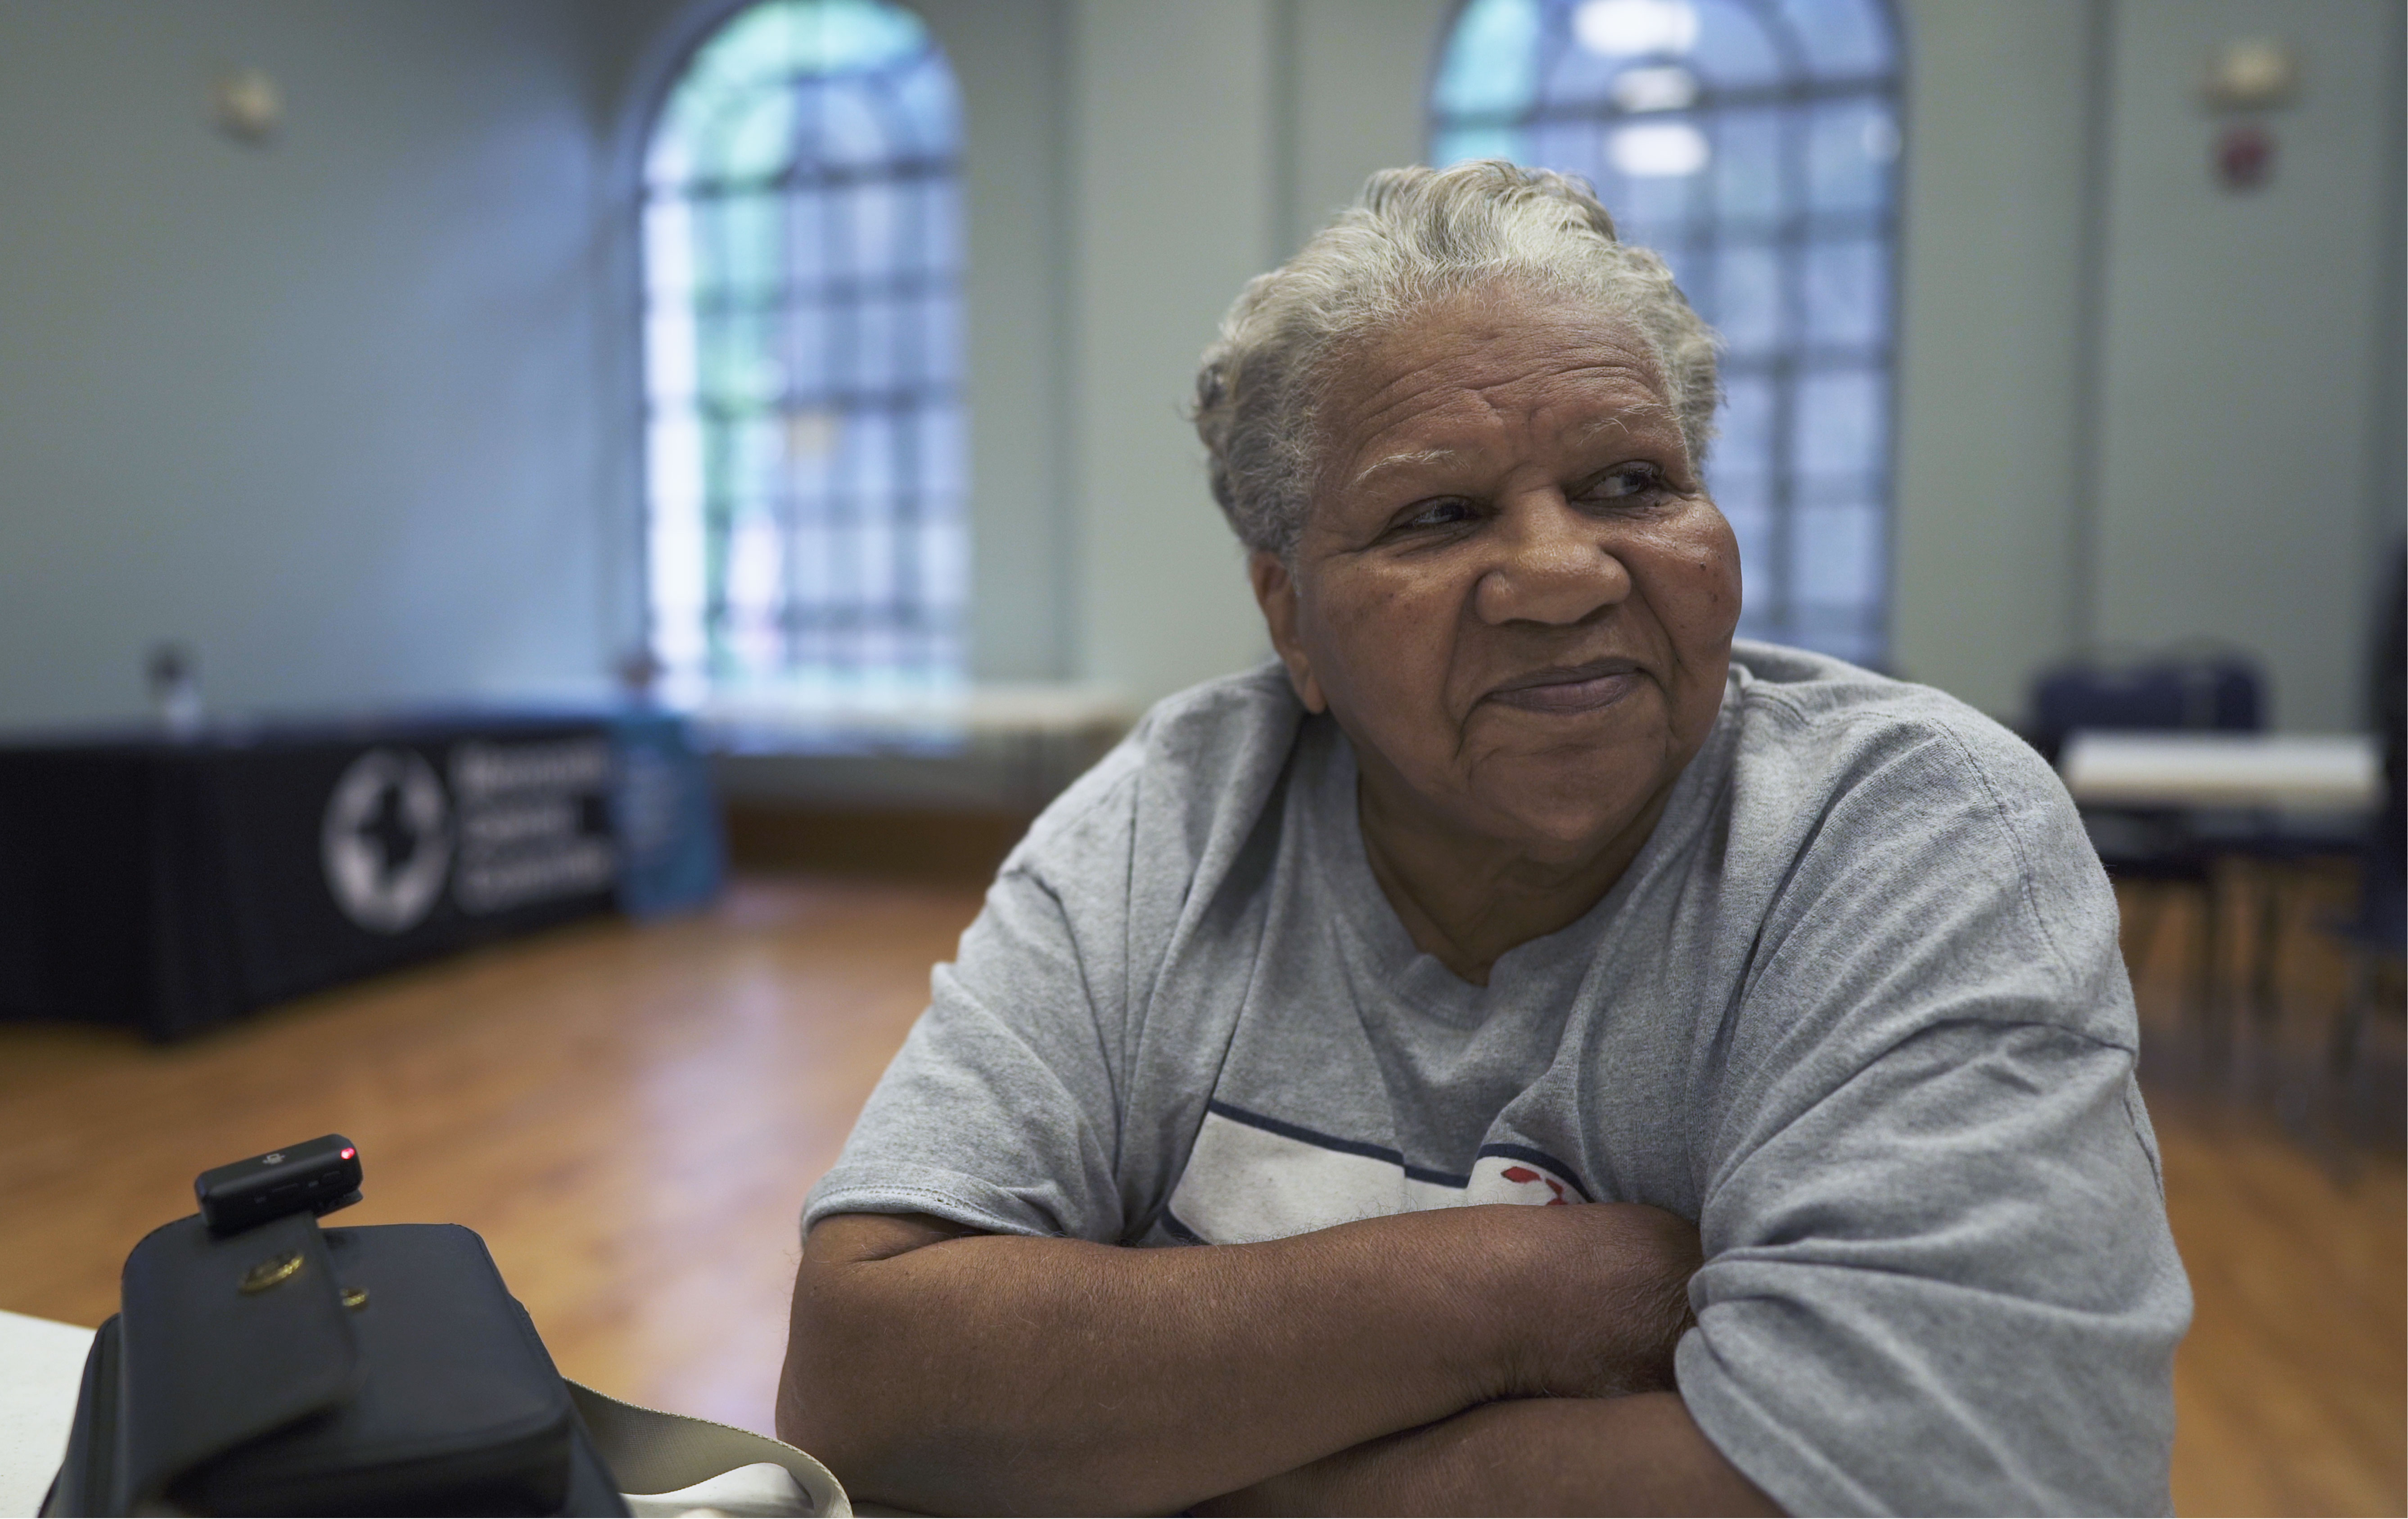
left=212, top=67, right=282, bottom=145
left=2201, top=38, right=2299, bottom=111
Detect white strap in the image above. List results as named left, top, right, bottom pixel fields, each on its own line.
left=623, top=1461, right=810, bottom=1517
left=566, top=1381, right=851, bottom=1518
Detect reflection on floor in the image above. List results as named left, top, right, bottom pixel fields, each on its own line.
left=0, top=871, right=2398, bottom=1514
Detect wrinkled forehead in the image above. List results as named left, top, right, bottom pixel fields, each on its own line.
left=1312, top=290, right=1677, bottom=483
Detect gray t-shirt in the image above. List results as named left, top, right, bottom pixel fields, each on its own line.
left=805, top=642, right=2191, bottom=1516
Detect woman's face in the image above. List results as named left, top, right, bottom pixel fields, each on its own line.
left=1253, top=284, right=1741, bottom=864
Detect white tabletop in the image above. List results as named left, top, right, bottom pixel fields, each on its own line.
left=2060, top=731, right=2381, bottom=811
left=0, top=1310, right=93, bottom=1518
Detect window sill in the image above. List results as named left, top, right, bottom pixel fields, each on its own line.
left=696, top=682, right=1135, bottom=815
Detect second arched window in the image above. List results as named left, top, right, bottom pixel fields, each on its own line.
left=1434, top=0, right=1901, bottom=666
left=644, top=0, right=965, bottom=695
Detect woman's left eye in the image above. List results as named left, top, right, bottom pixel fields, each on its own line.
left=1581, top=463, right=1666, bottom=502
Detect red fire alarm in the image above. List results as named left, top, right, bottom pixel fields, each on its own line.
left=2214, top=122, right=2275, bottom=190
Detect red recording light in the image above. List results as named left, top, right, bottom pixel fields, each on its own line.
left=339, top=1147, right=356, bottom=1161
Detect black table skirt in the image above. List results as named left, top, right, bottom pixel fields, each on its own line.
left=0, top=712, right=720, bottom=1040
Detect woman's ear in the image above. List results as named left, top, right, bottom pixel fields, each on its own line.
left=1247, top=550, right=1327, bottom=714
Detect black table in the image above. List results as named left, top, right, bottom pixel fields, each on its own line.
left=0, top=711, right=721, bottom=1040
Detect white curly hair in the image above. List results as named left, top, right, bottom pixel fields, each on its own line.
left=1192, top=160, right=1722, bottom=561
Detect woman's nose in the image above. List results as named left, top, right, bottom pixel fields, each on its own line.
left=1471, top=493, right=1632, bottom=626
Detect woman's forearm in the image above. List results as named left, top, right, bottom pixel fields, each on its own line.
left=778, top=1203, right=1698, bottom=1515
left=1197, top=1393, right=1783, bottom=1517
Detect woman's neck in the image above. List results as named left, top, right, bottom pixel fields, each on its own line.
left=1353, top=768, right=1672, bottom=988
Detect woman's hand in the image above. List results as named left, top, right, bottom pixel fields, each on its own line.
left=1487, top=1201, right=1701, bottom=1401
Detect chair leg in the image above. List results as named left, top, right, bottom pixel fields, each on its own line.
left=2329, top=945, right=2375, bottom=1085
left=2197, top=877, right=2226, bottom=1069
left=2120, top=882, right=2165, bottom=983
left=2249, top=865, right=2285, bottom=1031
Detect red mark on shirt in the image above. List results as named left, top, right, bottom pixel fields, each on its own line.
left=1501, top=1165, right=1568, bottom=1204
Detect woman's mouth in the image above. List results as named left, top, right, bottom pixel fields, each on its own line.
left=1484, top=662, right=1644, bottom=715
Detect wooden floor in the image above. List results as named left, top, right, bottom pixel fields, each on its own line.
left=0, top=877, right=983, bottom=1436
left=2119, top=863, right=2407, bottom=1517
left=0, top=870, right=2399, bottom=1515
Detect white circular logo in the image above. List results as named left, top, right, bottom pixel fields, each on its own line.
left=321, top=749, right=452, bottom=934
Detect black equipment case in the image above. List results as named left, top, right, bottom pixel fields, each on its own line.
left=42, top=1210, right=629, bottom=1516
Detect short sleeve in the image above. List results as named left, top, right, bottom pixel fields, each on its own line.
left=1676, top=714, right=2192, bottom=1516
left=801, top=860, right=1132, bottom=1241
left=798, top=667, right=1310, bottom=1247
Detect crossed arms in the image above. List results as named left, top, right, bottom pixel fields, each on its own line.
left=776, top=1203, right=1781, bottom=1515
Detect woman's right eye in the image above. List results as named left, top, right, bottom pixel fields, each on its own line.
left=1397, top=498, right=1476, bottom=532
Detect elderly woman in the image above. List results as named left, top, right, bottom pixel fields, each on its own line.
left=778, top=163, right=2188, bottom=1515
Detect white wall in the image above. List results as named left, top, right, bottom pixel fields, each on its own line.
left=1890, top=0, right=2405, bottom=730
left=937, top=0, right=1078, bottom=684
left=2089, top=0, right=2403, bottom=732
left=1064, top=0, right=1278, bottom=703
left=1062, top=0, right=1452, bottom=705
left=1284, top=0, right=1456, bottom=252
left=0, top=0, right=614, bottom=730
left=1888, top=0, right=2093, bottom=717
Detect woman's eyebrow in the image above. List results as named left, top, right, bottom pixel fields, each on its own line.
left=1574, top=404, right=1677, bottom=444
left=1349, top=447, right=1460, bottom=488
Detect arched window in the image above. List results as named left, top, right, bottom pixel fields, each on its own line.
left=644, top=0, right=964, bottom=696
left=1432, top=0, right=1900, bottom=665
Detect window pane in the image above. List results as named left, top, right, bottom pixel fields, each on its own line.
left=1806, top=96, right=1897, bottom=217
left=781, top=303, right=834, bottom=398
left=1710, top=462, right=1773, bottom=588
left=1795, top=500, right=1885, bottom=611
left=1529, top=118, right=1602, bottom=179
left=1802, top=236, right=1887, bottom=351
left=919, top=291, right=962, bottom=399
left=1433, top=125, right=1526, bottom=166
left=1434, top=0, right=1544, bottom=118
left=1793, top=365, right=1886, bottom=479
left=906, top=178, right=955, bottom=279
left=1709, top=107, right=1786, bottom=229
left=920, top=399, right=966, bottom=500
left=1543, top=29, right=1631, bottom=108
left=1707, top=241, right=1783, bottom=356
left=700, top=193, right=785, bottom=300
left=891, top=50, right=959, bottom=153
left=1774, top=0, right=1893, bottom=77
left=1687, top=0, right=1786, bottom=89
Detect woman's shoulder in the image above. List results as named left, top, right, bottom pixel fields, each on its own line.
left=1718, top=640, right=2115, bottom=1007
left=1726, top=639, right=2060, bottom=808
left=1005, top=660, right=1307, bottom=892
